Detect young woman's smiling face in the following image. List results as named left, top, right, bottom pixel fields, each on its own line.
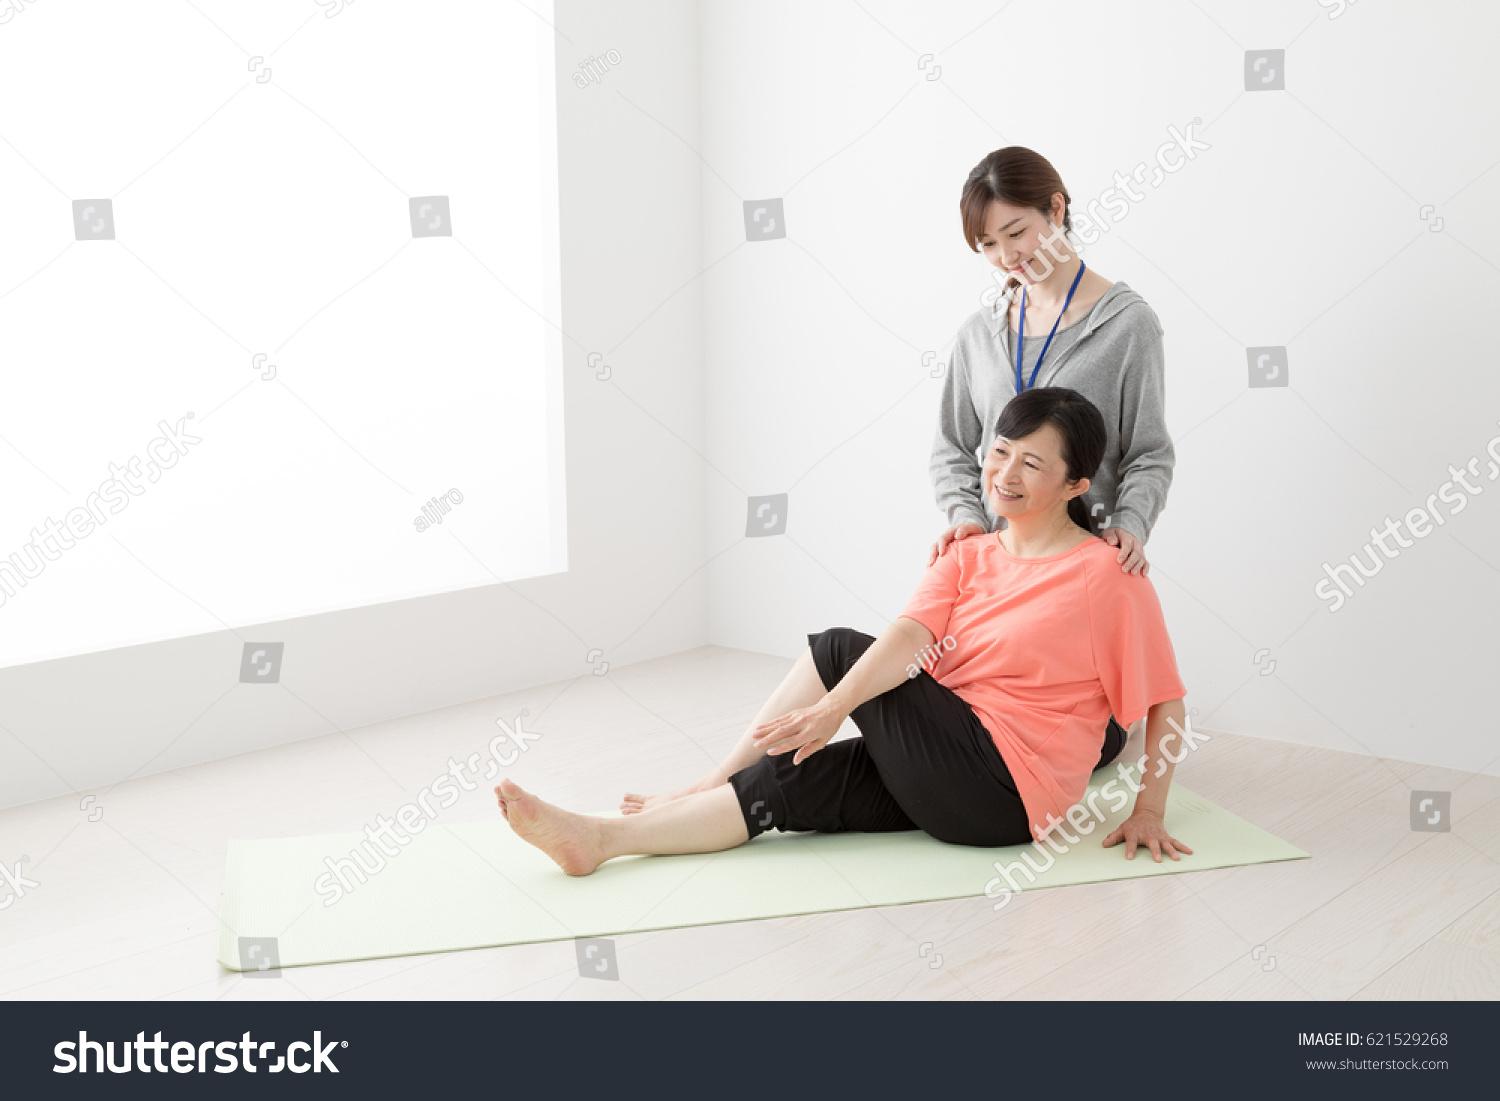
left=975, top=196, right=1067, bottom=284
left=982, top=423, right=1088, bottom=518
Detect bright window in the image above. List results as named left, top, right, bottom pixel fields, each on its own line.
left=0, top=0, right=565, bottom=667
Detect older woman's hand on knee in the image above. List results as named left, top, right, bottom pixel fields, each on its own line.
left=752, top=702, right=845, bottom=766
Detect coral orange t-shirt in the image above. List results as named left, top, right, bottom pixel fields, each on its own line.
left=898, top=531, right=1186, bottom=843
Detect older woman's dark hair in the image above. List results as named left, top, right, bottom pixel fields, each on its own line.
left=994, top=387, right=1107, bottom=532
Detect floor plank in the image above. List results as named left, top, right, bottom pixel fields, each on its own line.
left=0, top=644, right=1494, bottom=1000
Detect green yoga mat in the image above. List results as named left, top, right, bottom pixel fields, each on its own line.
left=217, top=768, right=1308, bottom=971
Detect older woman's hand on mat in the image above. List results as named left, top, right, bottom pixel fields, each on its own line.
left=1102, top=809, right=1192, bottom=862
left=1100, top=526, right=1149, bottom=576
left=752, top=701, right=845, bottom=766
left=928, top=521, right=986, bottom=565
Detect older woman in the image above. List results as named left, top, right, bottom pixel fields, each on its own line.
left=496, top=388, right=1193, bottom=873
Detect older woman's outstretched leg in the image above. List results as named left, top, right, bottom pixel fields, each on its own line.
left=619, top=646, right=828, bottom=814
left=500, top=626, right=997, bottom=874
left=497, top=778, right=750, bottom=876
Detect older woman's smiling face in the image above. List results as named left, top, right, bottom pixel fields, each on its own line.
left=982, top=423, right=1088, bottom=518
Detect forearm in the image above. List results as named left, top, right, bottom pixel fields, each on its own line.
left=1113, top=342, right=1175, bottom=544
left=930, top=355, right=989, bottom=530
left=822, top=617, right=935, bottom=717
left=1110, top=459, right=1172, bottom=544
left=932, top=457, right=989, bottom=530
left=1131, top=698, right=1187, bottom=819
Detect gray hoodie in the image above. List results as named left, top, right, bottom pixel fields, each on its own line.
left=930, top=281, right=1173, bottom=544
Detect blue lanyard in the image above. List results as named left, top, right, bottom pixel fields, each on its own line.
left=1016, top=260, right=1087, bottom=393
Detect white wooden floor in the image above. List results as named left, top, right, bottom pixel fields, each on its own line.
left=2, top=644, right=1498, bottom=1000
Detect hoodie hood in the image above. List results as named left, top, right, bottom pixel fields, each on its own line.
left=983, top=280, right=1148, bottom=341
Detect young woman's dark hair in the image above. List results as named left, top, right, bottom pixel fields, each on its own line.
left=993, top=387, right=1106, bottom=533
left=960, top=146, right=1072, bottom=300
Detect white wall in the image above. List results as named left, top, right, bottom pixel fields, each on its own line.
left=0, top=0, right=709, bottom=809
left=6, top=0, right=1498, bottom=813
left=698, top=0, right=1500, bottom=776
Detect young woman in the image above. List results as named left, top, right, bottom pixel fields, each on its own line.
left=495, top=388, right=1194, bottom=873
left=931, top=146, right=1173, bottom=574
left=933, top=146, right=1177, bottom=772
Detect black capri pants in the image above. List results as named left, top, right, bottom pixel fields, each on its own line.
left=727, top=627, right=1129, bottom=848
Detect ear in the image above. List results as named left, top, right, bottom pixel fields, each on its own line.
left=1066, top=475, right=1091, bottom=500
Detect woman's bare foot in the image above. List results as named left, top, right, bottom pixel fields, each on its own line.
left=494, top=778, right=605, bottom=876
left=620, top=773, right=723, bottom=815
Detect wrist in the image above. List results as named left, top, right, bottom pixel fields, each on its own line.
left=818, top=691, right=855, bottom=721
left=1108, top=513, right=1145, bottom=543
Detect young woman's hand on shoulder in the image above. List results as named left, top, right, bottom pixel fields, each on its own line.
left=928, top=521, right=986, bottom=565
left=1100, top=526, right=1149, bottom=576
